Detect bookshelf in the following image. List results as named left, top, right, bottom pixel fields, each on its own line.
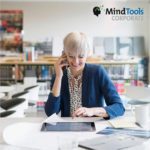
left=0, top=56, right=147, bottom=90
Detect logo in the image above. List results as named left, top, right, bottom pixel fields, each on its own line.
left=93, top=5, right=104, bottom=17
left=92, top=5, right=144, bottom=21
left=93, top=6, right=101, bottom=16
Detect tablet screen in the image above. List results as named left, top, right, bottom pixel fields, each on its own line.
left=41, top=122, right=96, bottom=132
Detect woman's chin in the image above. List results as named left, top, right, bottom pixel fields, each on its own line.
left=70, top=66, right=81, bottom=72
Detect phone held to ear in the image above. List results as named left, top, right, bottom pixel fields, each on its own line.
left=61, top=59, right=69, bottom=71
left=61, top=51, right=69, bottom=70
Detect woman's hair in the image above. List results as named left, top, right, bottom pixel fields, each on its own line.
left=63, top=32, right=91, bottom=56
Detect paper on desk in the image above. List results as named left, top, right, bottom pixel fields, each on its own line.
left=43, top=113, right=64, bottom=123
left=108, top=117, right=137, bottom=128
left=79, top=134, right=146, bottom=150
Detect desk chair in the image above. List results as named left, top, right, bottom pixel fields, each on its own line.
left=0, top=98, right=26, bottom=117
left=0, top=98, right=25, bottom=110
left=0, top=81, right=11, bottom=86
left=24, top=85, right=38, bottom=91
left=12, top=91, right=28, bottom=98
left=0, top=99, right=6, bottom=105
left=12, top=91, right=29, bottom=109
left=0, top=110, right=16, bottom=117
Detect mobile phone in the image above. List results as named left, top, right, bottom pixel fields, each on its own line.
left=61, top=51, right=69, bottom=70
left=61, top=59, right=69, bottom=71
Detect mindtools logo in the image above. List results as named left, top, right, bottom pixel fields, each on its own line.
left=93, top=5, right=144, bottom=21
left=93, top=5, right=104, bottom=16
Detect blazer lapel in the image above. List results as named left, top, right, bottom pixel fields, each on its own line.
left=63, top=70, right=70, bottom=116
left=82, top=64, right=89, bottom=107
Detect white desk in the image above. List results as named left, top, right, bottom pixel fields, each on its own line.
left=0, top=117, right=107, bottom=150
left=0, top=116, right=150, bottom=150
left=0, top=118, right=44, bottom=150
left=0, top=118, right=43, bottom=143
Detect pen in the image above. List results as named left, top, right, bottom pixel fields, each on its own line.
left=135, top=122, right=142, bottom=128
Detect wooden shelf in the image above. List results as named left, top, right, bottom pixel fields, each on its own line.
left=0, top=55, right=147, bottom=86
left=0, top=56, right=139, bottom=65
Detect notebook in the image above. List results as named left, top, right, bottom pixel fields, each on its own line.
left=108, top=117, right=137, bottom=128
left=41, top=122, right=96, bottom=132
left=78, top=134, right=146, bottom=150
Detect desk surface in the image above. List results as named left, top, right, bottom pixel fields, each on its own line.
left=0, top=117, right=102, bottom=150
left=0, top=116, right=149, bottom=150
left=0, top=117, right=44, bottom=143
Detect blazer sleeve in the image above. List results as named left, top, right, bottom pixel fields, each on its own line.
left=44, top=75, right=61, bottom=116
left=98, top=66, right=125, bottom=119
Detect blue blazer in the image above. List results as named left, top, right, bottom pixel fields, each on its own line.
left=45, top=64, right=125, bottom=119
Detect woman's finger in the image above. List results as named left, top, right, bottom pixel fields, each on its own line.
left=60, top=63, right=68, bottom=67
left=74, top=108, right=86, bottom=116
left=74, top=107, right=83, bottom=115
left=58, top=57, right=67, bottom=64
left=76, top=110, right=84, bottom=116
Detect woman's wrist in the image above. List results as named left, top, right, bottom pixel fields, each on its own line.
left=93, top=108, right=108, bottom=117
left=52, top=76, right=62, bottom=97
left=55, top=75, right=63, bottom=80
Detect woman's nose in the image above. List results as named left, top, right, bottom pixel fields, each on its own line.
left=73, top=58, right=79, bottom=65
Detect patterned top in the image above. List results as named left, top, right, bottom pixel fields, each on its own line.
left=67, top=67, right=83, bottom=116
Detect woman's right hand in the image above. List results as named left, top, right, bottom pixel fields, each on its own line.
left=54, top=55, right=68, bottom=78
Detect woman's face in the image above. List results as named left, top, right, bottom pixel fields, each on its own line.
left=66, top=52, right=87, bottom=73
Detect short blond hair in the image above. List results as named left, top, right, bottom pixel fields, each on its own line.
left=63, top=32, right=90, bottom=56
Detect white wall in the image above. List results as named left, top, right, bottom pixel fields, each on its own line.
left=1, top=1, right=149, bottom=55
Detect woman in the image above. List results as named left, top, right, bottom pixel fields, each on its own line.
left=45, top=32, right=125, bottom=119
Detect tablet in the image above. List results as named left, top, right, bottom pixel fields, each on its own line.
left=41, top=122, right=96, bottom=132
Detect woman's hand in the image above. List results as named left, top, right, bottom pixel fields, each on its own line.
left=73, top=107, right=94, bottom=117
left=52, top=53, right=68, bottom=97
left=54, top=54, right=68, bottom=78
left=72, top=107, right=108, bottom=118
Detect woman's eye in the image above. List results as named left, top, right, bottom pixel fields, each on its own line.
left=69, top=56, right=74, bottom=58
left=79, top=55, right=84, bottom=58
left=68, top=55, right=84, bottom=59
